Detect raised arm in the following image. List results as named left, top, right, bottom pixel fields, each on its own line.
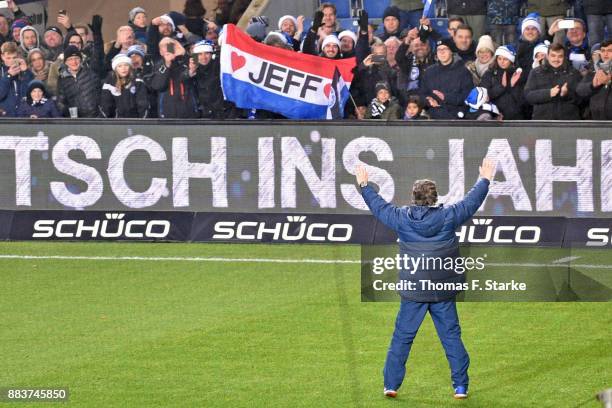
left=356, top=165, right=403, bottom=230
left=450, top=158, right=495, bottom=227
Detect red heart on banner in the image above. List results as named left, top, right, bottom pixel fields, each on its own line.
left=323, top=83, right=332, bottom=98
left=231, top=52, right=246, bottom=72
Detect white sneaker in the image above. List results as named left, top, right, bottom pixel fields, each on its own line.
left=384, top=388, right=397, bottom=398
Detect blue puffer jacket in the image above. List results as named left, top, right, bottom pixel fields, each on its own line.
left=361, top=178, right=490, bottom=302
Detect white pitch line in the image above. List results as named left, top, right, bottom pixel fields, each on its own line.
left=0, top=255, right=610, bottom=269
left=551, top=256, right=582, bottom=264
left=0, top=254, right=360, bottom=264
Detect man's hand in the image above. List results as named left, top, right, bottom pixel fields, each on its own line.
left=7, top=64, right=20, bottom=76
left=358, top=9, right=368, bottom=34
left=57, top=13, right=71, bottom=29
left=479, top=158, right=496, bottom=181
left=560, top=82, right=569, bottom=97
left=355, top=165, right=368, bottom=186
left=426, top=96, right=440, bottom=107
left=296, top=15, right=305, bottom=33
left=433, top=90, right=445, bottom=101
left=593, top=70, right=610, bottom=87
left=188, top=58, right=197, bottom=77
left=312, top=10, right=323, bottom=33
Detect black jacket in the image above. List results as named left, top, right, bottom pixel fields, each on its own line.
left=524, top=60, right=583, bottom=120
left=57, top=65, right=101, bottom=118
left=150, top=55, right=199, bottom=118
left=457, top=41, right=477, bottom=62
left=481, top=65, right=528, bottom=120
left=447, top=0, right=487, bottom=15
left=101, top=73, right=150, bottom=118
left=192, top=57, right=235, bottom=119
left=515, top=39, right=539, bottom=78
left=576, top=69, right=612, bottom=120
left=351, top=62, right=399, bottom=107
left=420, top=57, right=473, bottom=119
left=395, top=42, right=435, bottom=105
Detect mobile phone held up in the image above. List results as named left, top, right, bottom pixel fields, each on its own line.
left=166, top=43, right=175, bottom=54
left=372, top=54, right=386, bottom=64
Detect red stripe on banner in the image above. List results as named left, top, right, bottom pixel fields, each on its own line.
left=225, top=24, right=356, bottom=83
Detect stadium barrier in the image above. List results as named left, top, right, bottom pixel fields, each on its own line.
left=0, top=119, right=610, bottom=245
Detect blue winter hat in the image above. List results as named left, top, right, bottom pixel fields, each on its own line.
left=521, top=12, right=541, bottom=34
left=494, top=44, right=516, bottom=63
left=127, top=44, right=145, bottom=58
left=465, top=87, right=489, bottom=112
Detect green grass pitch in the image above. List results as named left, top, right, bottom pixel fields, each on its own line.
left=1, top=241, right=610, bottom=407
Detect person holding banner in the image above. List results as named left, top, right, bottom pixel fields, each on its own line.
left=356, top=158, right=496, bottom=400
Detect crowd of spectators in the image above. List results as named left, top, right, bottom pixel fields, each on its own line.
left=0, top=0, right=609, bottom=120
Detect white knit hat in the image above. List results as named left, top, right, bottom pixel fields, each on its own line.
left=264, top=31, right=288, bottom=45
left=159, top=14, right=175, bottom=31
left=112, top=54, right=133, bottom=71
left=338, top=30, right=357, bottom=44
left=193, top=40, right=214, bottom=54
left=277, top=15, right=297, bottom=30
left=476, top=35, right=495, bottom=55
left=533, top=40, right=550, bottom=59
left=321, top=35, right=340, bottom=49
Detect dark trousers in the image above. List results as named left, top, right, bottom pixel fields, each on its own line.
left=383, top=299, right=470, bottom=391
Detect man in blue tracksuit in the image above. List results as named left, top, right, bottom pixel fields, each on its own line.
left=356, top=158, right=495, bottom=400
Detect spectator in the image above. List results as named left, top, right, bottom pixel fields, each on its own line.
left=148, top=12, right=189, bottom=61
left=487, top=0, right=521, bottom=45
left=385, top=36, right=401, bottom=69
left=549, top=18, right=590, bottom=71
left=353, top=43, right=399, bottom=111
left=47, top=15, right=105, bottom=97
left=467, top=35, right=496, bottom=85
left=319, top=2, right=341, bottom=36
left=0, top=41, right=33, bottom=117
left=278, top=15, right=304, bottom=51
left=532, top=41, right=551, bottom=69
left=338, top=30, right=357, bottom=58
left=27, top=48, right=50, bottom=82
left=516, top=13, right=544, bottom=77
left=104, top=26, right=137, bottom=72
left=392, top=0, right=425, bottom=31
left=263, top=31, right=292, bottom=50
left=524, top=43, right=583, bottom=120
left=17, top=80, right=61, bottom=118
left=381, top=7, right=402, bottom=42
left=447, top=17, right=465, bottom=39
left=246, top=16, right=269, bottom=42
left=396, top=30, right=434, bottom=103
left=453, top=24, right=477, bottom=62
left=43, top=27, right=63, bottom=61
left=527, top=0, right=568, bottom=44
left=577, top=40, right=611, bottom=120
left=420, top=38, right=473, bottom=119
left=128, top=7, right=148, bottom=44
left=302, top=5, right=342, bottom=55
left=11, top=19, right=28, bottom=46
left=481, top=45, right=528, bottom=119
left=447, top=0, right=487, bottom=39
left=189, top=40, right=234, bottom=119
left=365, top=82, right=402, bottom=119
left=101, top=54, right=149, bottom=118
left=56, top=45, right=101, bottom=118
left=150, top=38, right=198, bottom=118
left=0, top=15, right=10, bottom=44
left=18, top=25, right=41, bottom=58
left=403, top=94, right=429, bottom=119
left=583, top=0, right=612, bottom=48
left=183, top=0, right=207, bottom=38
left=463, top=87, right=501, bottom=120
left=127, top=44, right=153, bottom=78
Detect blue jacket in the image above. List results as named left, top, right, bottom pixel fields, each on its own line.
left=361, top=178, right=490, bottom=302
left=0, top=65, right=34, bottom=117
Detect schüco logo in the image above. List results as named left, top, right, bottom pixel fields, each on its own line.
left=212, top=216, right=353, bottom=242
left=32, top=213, right=171, bottom=239
left=456, top=218, right=541, bottom=244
